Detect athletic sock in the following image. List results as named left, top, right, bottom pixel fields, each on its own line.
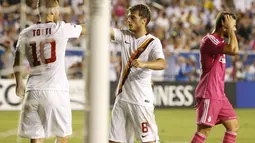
left=191, top=132, right=206, bottom=143
left=222, top=131, right=237, bottom=143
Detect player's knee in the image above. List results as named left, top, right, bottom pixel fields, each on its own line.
left=197, top=125, right=212, bottom=137
left=31, top=138, right=44, bottom=143
left=56, top=136, right=68, bottom=143
left=198, top=129, right=210, bottom=137
left=233, top=125, right=239, bottom=133
left=143, top=141, right=156, bottom=143
left=223, top=119, right=239, bottom=133
left=228, top=122, right=239, bottom=133
left=109, top=140, right=120, bottom=143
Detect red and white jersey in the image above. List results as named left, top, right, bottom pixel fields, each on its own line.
left=16, top=21, right=82, bottom=91
left=195, top=33, right=227, bottom=100
left=113, top=28, right=165, bottom=106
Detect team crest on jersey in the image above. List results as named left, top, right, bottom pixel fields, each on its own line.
left=219, top=54, right=226, bottom=63
left=208, top=116, right=212, bottom=122
left=71, top=23, right=76, bottom=28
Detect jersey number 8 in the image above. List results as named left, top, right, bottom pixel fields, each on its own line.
left=141, top=122, right=148, bottom=133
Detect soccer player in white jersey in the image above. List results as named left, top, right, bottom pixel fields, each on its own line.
left=13, top=0, right=85, bottom=143
left=108, top=4, right=166, bottom=143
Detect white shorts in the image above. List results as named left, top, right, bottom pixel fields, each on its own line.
left=109, top=99, right=158, bottom=143
left=18, top=90, right=72, bottom=139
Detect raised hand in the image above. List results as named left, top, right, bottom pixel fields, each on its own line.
left=222, top=15, right=236, bottom=30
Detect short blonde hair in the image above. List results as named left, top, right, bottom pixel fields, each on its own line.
left=37, top=0, right=59, bottom=8
left=37, top=0, right=59, bottom=15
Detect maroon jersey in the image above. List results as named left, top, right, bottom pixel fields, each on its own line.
left=195, top=34, right=227, bottom=100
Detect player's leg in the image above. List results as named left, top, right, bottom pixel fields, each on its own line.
left=40, top=91, right=72, bottom=139
left=18, top=91, right=45, bottom=141
left=109, top=141, right=120, bottom=143
left=127, top=103, right=158, bottom=143
left=221, top=119, right=238, bottom=143
left=125, top=123, right=159, bottom=143
left=191, top=124, right=212, bottom=143
left=54, top=136, right=68, bottom=143
left=126, top=117, right=135, bottom=143
left=219, top=99, right=238, bottom=143
left=30, top=138, right=44, bottom=143
left=155, top=126, right=160, bottom=143
left=109, top=99, right=128, bottom=143
left=191, top=98, right=222, bottom=143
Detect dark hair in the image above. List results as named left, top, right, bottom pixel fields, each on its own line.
left=214, top=11, right=236, bottom=31
left=127, top=4, right=151, bottom=25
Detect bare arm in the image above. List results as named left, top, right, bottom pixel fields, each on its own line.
left=222, top=16, right=239, bottom=55
left=13, top=51, right=25, bottom=97
left=80, top=24, right=86, bottom=35
left=222, top=29, right=239, bottom=55
left=131, top=58, right=166, bottom=70
left=110, top=27, right=114, bottom=40
left=80, top=24, right=114, bottom=41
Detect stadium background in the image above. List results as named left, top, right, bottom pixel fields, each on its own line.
left=0, top=0, right=255, bottom=143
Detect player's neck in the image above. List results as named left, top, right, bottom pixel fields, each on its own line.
left=212, top=30, right=224, bottom=38
left=40, top=15, right=54, bottom=23
left=133, top=28, right=148, bottom=39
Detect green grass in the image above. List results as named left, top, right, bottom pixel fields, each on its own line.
left=0, top=109, right=254, bottom=143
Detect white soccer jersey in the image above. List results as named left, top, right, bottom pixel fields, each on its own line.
left=16, top=21, right=82, bottom=91
left=113, top=28, right=165, bottom=106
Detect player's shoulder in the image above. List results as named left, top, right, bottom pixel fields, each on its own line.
left=57, top=21, right=74, bottom=26
left=203, top=33, right=221, bottom=46
left=118, top=28, right=133, bottom=36
left=147, top=34, right=161, bottom=44
left=59, top=21, right=82, bottom=30
left=55, top=21, right=67, bottom=28
left=148, top=34, right=158, bottom=40
left=52, top=21, right=72, bottom=28
left=20, top=24, right=35, bottom=34
left=18, top=24, right=37, bottom=39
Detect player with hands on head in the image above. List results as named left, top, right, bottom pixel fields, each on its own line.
left=190, top=12, right=239, bottom=143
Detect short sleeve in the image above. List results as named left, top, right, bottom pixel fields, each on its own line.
left=202, top=35, right=226, bottom=54
left=149, top=39, right=165, bottom=61
left=16, top=33, right=26, bottom=53
left=63, top=23, right=82, bottom=39
left=113, top=28, right=131, bottom=43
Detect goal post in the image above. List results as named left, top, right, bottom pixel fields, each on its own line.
left=85, top=0, right=111, bottom=143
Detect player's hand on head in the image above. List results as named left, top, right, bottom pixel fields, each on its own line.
left=16, top=82, right=25, bottom=98
left=223, top=15, right=235, bottom=30
left=131, top=59, right=146, bottom=68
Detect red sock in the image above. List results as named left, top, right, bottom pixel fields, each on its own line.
left=223, top=131, right=237, bottom=143
left=191, top=132, right=206, bottom=143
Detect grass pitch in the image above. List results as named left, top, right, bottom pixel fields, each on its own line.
left=0, top=109, right=254, bottom=143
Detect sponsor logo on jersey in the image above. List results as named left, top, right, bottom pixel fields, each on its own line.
left=125, top=41, right=130, bottom=44
left=144, top=100, right=150, bottom=103
left=71, top=23, right=77, bottom=28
